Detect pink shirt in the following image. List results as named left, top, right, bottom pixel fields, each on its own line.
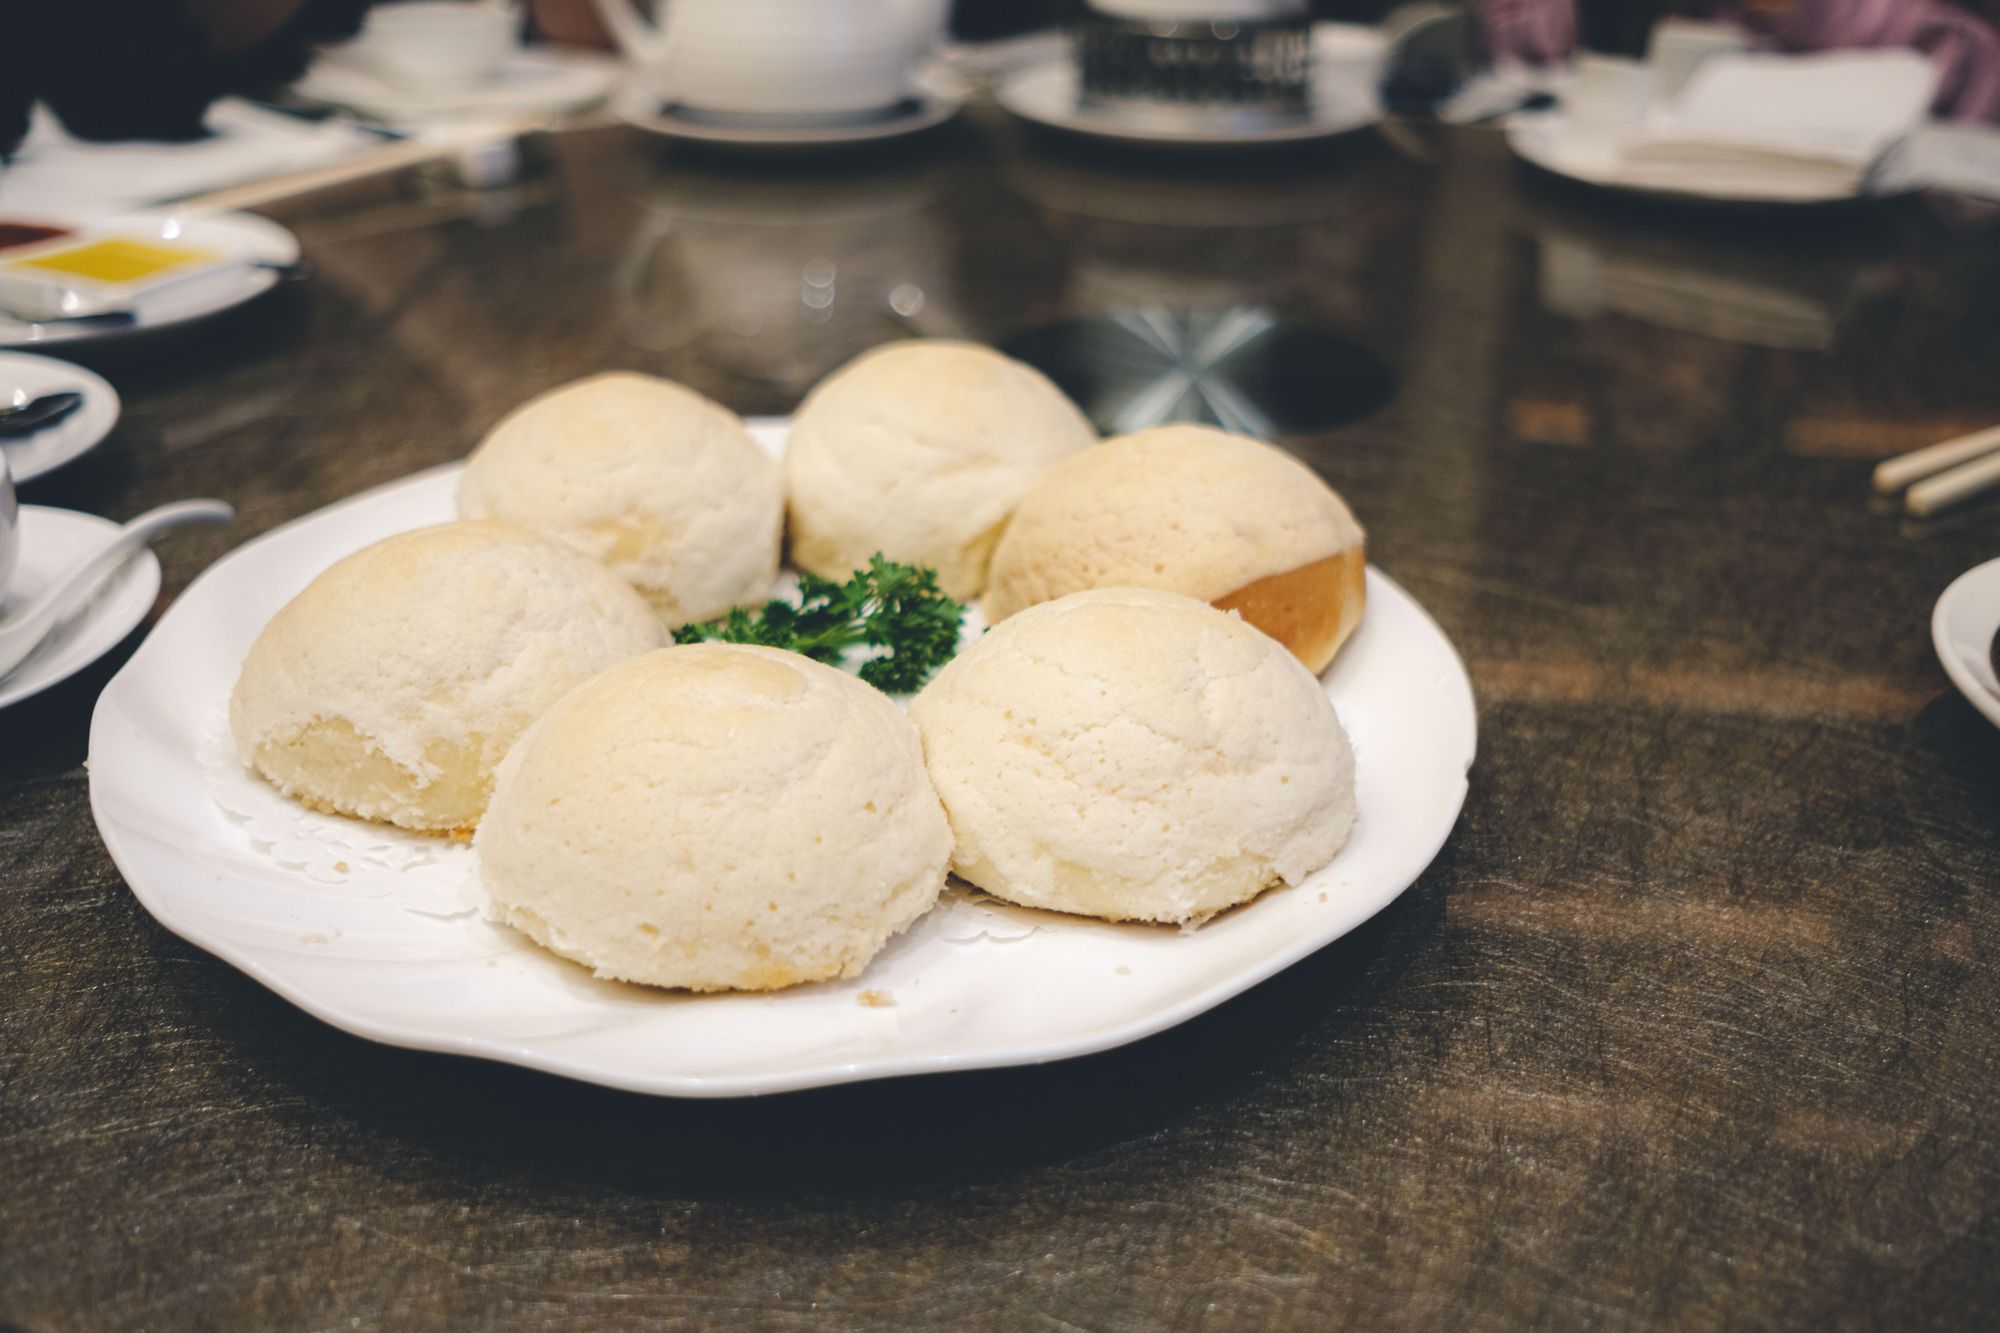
left=1482, top=0, right=2000, bottom=120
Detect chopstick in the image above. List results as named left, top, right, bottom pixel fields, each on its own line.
left=1873, top=423, right=2000, bottom=517
left=179, top=136, right=458, bottom=213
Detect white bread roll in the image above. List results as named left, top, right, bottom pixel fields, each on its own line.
left=230, top=521, right=664, bottom=834
left=459, top=372, right=782, bottom=628
left=910, top=587, right=1355, bottom=926
left=477, top=644, right=952, bottom=991
left=984, top=425, right=1366, bottom=674
left=784, top=340, right=1096, bottom=599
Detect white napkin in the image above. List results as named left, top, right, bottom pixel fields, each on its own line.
left=1620, top=49, right=1938, bottom=190
left=1876, top=121, right=2000, bottom=200
left=289, top=47, right=620, bottom=126
left=0, top=98, right=381, bottom=215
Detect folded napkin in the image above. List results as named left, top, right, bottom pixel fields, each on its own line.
left=0, top=98, right=380, bottom=216
left=1876, top=121, right=2000, bottom=200
left=1620, top=49, right=1939, bottom=192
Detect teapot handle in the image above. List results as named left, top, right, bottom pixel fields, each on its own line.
left=590, top=0, right=673, bottom=74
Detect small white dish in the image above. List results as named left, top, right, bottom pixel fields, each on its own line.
left=612, top=75, right=964, bottom=151
left=0, top=351, right=119, bottom=483
left=0, top=210, right=301, bottom=350
left=88, top=419, right=1475, bottom=1099
left=997, top=22, right=1383, bottom=149
left=1933, top=556, right=2000, bottom=729
left=1506, top=111, right=1885, bottom=206
left=0, top=506, right=159, bottom=709
left=293, top=48, right=619, bottom=124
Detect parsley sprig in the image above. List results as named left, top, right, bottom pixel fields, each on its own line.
left=672, top=554, right=964, bottom=693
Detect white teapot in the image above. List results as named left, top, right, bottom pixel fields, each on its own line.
left=594, top=0, right=951, bottom=120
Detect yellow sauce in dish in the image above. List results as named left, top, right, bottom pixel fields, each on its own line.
left=7, top=237, right=221, bottom=287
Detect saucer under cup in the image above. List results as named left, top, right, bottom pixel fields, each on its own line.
left=0, top=506, right=160, bottom=709
left=0, top=352, right=120, bottom=483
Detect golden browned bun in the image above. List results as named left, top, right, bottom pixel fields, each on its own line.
left=984, top=425, right=1366, bottom=673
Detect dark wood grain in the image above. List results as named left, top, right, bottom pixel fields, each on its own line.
left=4, top=113, right=1999, bottom=1331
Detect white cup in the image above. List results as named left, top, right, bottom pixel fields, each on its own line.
left=1567, top=53, right=1653, bottom=154
left=0, top=451, right=17, bottom=605
left=350, top=2, right=519, bottom=94
left=595, top=0, right=949, bottom=121
left=1647, top=18, right=1750, bottom=107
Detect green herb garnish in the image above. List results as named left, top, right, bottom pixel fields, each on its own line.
left=673, top=554, right=964, bottom=693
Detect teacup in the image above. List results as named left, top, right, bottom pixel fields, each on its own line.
left=349, top=2, right=520, bottom=94
left=595, top=0, right=949, bottom=122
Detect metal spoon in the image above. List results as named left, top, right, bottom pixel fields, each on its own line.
left=0, top=498, right=233, bottom=682
left=0, top=391, right=85, bottom=438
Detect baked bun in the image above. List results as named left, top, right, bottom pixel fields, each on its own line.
left=459, top=372, right=782, bottom=628
left=785, top=340, right=1096, bottom=599
left=477, top=644, right=951, bottom=991
left=231, top=521, right=663, bottom=834
left=910, top=587, right=1355, bottom=926
left=984, top=425, right=1366, bottom=674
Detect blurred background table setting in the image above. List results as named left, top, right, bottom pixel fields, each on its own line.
left=3, top=0, right=2000, bottom=1328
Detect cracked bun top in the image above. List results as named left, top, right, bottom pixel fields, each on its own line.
left=230, top=520, right=664, bottom=834
left=985, top=425, right=1367, bottom=673
left=476, top=643, right=952, bottom=992
left=910, top=586, right=1355, bottom=926
left=784, top=340, right=1096, bottom=599
left=460, top=372, right=783, bottom=628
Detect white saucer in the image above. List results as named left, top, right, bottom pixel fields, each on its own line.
left=1933, top=557, right=2000, bottom=729
left=997, top=23, right=1383, bottom=148
left=0, top=506, right=159, bottom=710
left=1506, top=112, right=1878, bottom=206
left=613, top=76, right=965, bottom=150
left=0, top=210, right=301, bottom=350
left=89, top=420, right=1476, bottom=1099
left=0, top=352, right=119, bottom=483
left=293, top=48, right=619, bottom=124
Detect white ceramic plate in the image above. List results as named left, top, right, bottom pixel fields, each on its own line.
left=997, top=24, right=1383, bottom=148
left=0, top=507, right=159, bottom=709
left=0, top=351, right=120, bottom=482
left=0, top=211, right=301, bottom=350
left=294, top=48, right=619, bottom=124
left=1934, top=556, right=2000, bottom=728
left=90, top=421, right=1475, bottom=1097
left=613, top=73, right=964, bottom=151
left=1506, top=112, right=1872, bottom=206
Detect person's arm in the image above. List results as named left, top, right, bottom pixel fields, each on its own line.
left=528, top=0, right=615, bottom=47
left=1481, top=0, right=1578, bottom=64
left=1774, top=0, right=2000, bottom=122
left=21, top=0, right=370, bottom=147
left=188, top=0, right=312, bottom=52
left=1903, top=1, right=2000, bottom=120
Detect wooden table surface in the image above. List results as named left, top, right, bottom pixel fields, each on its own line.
left=4, top=114, right=1999, bottom=1330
